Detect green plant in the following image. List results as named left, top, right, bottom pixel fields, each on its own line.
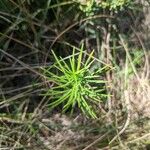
left=97, top=0, right=132, bottom=10
left=42, top=46, right=108, bottom=118
left=76, top=0, right=132, bottom=14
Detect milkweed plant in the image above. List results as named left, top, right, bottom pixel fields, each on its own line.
left=42, top=46, right=109, bottom=118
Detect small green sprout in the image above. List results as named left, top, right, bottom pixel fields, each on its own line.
left=42, top=46, right=108, bottom=118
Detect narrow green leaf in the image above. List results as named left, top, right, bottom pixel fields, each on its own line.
left=49, top=90, right=71, bottom=108
left=84, top=50, right=94, bottom=67
left=77, top=44, right=84, bottom=71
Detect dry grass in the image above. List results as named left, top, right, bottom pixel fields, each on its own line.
left=0, top=0, right=150, bottom=149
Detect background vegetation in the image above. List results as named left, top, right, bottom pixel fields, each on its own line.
left=0, top=0, right=150, bottom=149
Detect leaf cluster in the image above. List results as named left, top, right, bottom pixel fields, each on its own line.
left=76, top=0, right=133, bottom=14
left=42, top=46, right=108, bottom=118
